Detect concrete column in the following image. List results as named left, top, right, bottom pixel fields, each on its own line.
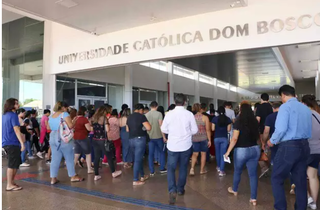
left=123, top=65, right=133, bottom=108
left=213, top=78, right=218, bottom=109
left=167, top=62, right=174, bottom=105
left=194, top=71, right=200, bottom=103
left=226, top=83, right=231, bottom=101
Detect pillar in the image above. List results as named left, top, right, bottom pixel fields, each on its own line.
left=194, top=71, right=200, bottom=103
left=167, top=62, right=174, bottom=105
left=123, top=65, right=133, bottom=108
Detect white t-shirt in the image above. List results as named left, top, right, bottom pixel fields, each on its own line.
left=161, top=106, right=198, bottom=152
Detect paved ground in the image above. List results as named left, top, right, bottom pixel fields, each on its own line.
left=2, top=157, right=301, bottom=210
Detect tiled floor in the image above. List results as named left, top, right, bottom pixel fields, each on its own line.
left=2, top=157, right=301, bottom=210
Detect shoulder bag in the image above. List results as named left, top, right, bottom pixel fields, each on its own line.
left=59, top=113, right=74, bottom=143
left=103, top=117, right=115, bottom=153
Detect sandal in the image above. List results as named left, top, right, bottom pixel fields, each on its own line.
left=71, top=176, right=85, bottom=182
left=228, top=187, right=238, bottom=196
left=6, top=186, right=23, bottom=191
left=140, top=175, right=149, bottom=182
left=200, top=170, right=208, bottom=175
left=51, top=180, right=60, bottom=185
left=189, top=168, right=195, bottom=176
left=133, top=181, right=145, bottom=186
left=250, top=199, right=257, bottom=206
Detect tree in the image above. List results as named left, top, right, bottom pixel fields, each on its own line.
left=23, top=98, right=36, bottom=105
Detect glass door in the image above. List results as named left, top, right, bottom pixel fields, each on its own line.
left=77, top=96, right=107, bottom=110
left=78, top=97, right=93, bottom=108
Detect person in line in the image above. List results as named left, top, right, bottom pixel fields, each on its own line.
left=144, top=106, right=150, bottom=114
left=161, top=94, right=198, bottom=205
left=105, top=109, right=123, bottom=165
left=23, top=111, right=35, bottom=160
left=225, top=103, right=260, bottom=206
left=69, top=108, right=77, bottom=120
left=267, top=85, right=311, bottom=210
left=2, top=98, right=25, bottom=191
left=301, top=95, right=320, bottom=210
left=40, top=109, right=51, bottom=164
left=146, top=101, right=167, bottom=176
left=201, top=103, right=214, bottom=160
left=155, top=106, right=166, bottom=165
left=127, top=104, right=151, bottom=186
left=207, top=103, right=216, bottom=118
left=92, top=106, right=122, bottom=181
left=73, top=106, right=94, bottom=174
left=119, top=108, right=132, bottom=168
left=186, top=105, right=192, bottom=113
left=48, top=101, right=83, bottom=185
left=17, top=108, right=30, bottom=167
left=119, top=104, right=128, bottom=117
left=190, top=103, right=211, bottom=176
left=224, top=102, right=236, bottom=140
left=165, top=104, right=176, bottom=115
left=87, top=105, right=95, bottom=167
left=256, top=93, right=273, bottom=177
left=262, top=102, right=281, bottom=164
left=30, top=110, right=43, bottom=159
left=212, top=106, right=232, bottom=176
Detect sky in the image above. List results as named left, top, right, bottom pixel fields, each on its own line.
left=19, top=80, right=43, bottom=103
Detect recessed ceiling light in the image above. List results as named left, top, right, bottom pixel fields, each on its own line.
left=55, top=0, right=78, bottom=8
left=301, top=69, right=317, bottom=72
left=299, top=59, right=318, bottom=63
left=303, top=76, right=314, bottom=79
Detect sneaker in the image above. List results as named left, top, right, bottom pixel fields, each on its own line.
left=20, top=162, right=30, bottom=167
left=189, top=168, right=195, bottom=176
left=36, top=152, right=44, bottom=159
left=112, top=170, right=122, bottom=178
left=102, top=162, right=109, bottom=166
left=94, top=175, right=101, bottom=181
left=46, top=159, right=51, bottom=164
left=169, top=192, right=177, bottom=205
left=216, top=167, right=221, bottom=173
left=160, top=169, right=167, bottom=174
left=308, top=202, right=317, bottom=210
left=117, top=162, right=124, bottom=165
left=178, top=190, right=185, bottom=196
left=150, top=173, right=155, bottom=177
left=219, top=171, right=226, bottom=177
left=308, top=197, right=314, bottom=205
left=28, top=156, right=36, bottom=160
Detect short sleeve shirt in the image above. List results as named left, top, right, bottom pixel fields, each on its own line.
left=145, top=110, right=163, bottom=139
left=2, top=112, right=20, bottom=147
left=265, top=112, right=278, bottom=137
left=256, top=103, right=273, bottom=133
left=212, top=116, right=232, bottom=138
left=127, top=113, right=148, bottom=139
left=233, top=119, right=258, bottom=148
left=73, top=116, right=89, bottom=140
left=49, top=112, right=70, bottom=131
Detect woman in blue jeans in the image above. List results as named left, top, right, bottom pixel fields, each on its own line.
left=224, top=103, right=260, bottom=206
left=126, top=104, right=151, bottom=186
left=212, top=106, right=232, bottom=177
left=48, top=101, right=83, bottom=185
left=119, top=108, right=133, bottom=168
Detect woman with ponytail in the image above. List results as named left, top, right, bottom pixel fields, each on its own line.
left=212, top=106, right=232, bottom=176
left=302, top=95, right=320, bottom=209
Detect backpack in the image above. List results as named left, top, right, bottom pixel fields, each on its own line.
left=59, top=113, right=73, bottom=143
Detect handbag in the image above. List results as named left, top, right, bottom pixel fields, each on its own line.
left=59, top=113, right=73, bottom=143
left=103, top=117, right=115, bottom=153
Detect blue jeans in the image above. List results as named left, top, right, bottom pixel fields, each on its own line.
left=233, top=145, right=260, bottom=200
left=148, top=138, right=165, bottom=173
left=214, top=137, right=229, bottom=172
left=129, top=137, right=146, bottom=181
left=167, top=148, right=192, bottom=193
left=49, top=131, right=76, bottom=178
left=121, top=137, right=133, bottom=163
left=21, top=141, right=32, bottom=163
left=271, top=140, right=310, bottom=210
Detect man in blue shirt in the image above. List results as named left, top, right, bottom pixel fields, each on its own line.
left=267, top=85, right=312, bottom=210
left=2, top=98, right=25, bottom=191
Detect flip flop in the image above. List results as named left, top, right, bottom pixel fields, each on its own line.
left=71, top=177, right=85, bottom=182
left=200, top=170, right=208, bottom=175
left=6, top=186, right=22, bottom=191
left=51, top=180, right=60, bottom=185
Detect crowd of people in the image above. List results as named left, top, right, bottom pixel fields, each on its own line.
left=2, top=84, right=320, bottom=209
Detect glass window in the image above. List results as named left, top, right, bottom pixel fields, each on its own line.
left=230, top=85, right=237, bottom=92
left=173, top=65, right=194, bottom=80
left=217, top=80, right=228, bottom=89
left=56, top=77, right=75, bottom=106
left=199, top=74, right=214, bottom=85
left=108, top=84, right=123, bottom=111
left=140, top=61, right=167, bottom=72
left=140, top=89, right=157, bottom=102
left=77, top=79, right=106, bottom=97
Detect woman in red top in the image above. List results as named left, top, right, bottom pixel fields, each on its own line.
left=73, top=106, right=93, bottom=174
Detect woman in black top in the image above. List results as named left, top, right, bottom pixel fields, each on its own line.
left=224, top=103, right=260, bottom=206
left=92, top=106, right=122, bottom=181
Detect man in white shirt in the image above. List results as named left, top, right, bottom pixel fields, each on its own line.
left=161, top=93, right=198, bottom=205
